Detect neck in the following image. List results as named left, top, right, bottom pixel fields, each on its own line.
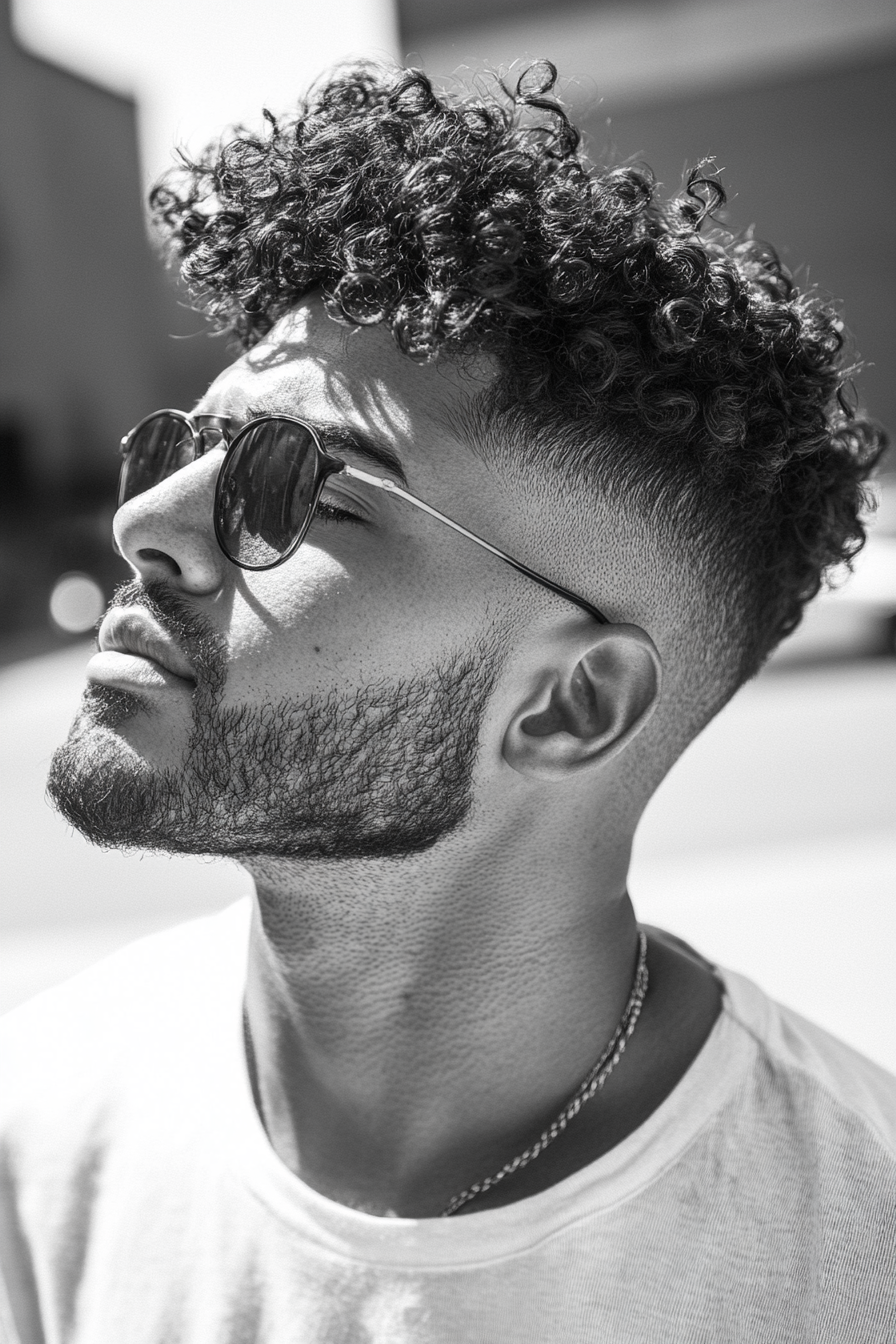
left=241, top=805, right=646, bottom=1217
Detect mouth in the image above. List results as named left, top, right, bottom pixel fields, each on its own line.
left=90, top=608, right=197, bottom=687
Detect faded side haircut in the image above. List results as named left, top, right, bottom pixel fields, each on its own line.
left=151, top=61, right=886, bottom=691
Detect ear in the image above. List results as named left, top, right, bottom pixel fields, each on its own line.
left=502, top=624, right=662, bottom=782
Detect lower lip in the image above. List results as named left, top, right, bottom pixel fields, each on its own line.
left=86, top=650, right=195, bottom=692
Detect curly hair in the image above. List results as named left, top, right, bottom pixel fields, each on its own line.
left=150, top=61, right=886, bottom=686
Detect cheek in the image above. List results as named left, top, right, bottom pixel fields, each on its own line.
left=216, top=539, right=475, bottom=705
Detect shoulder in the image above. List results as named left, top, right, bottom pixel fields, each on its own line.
left=0, top=899, right=252, bottom=1150
left=717, top=964, right=896, bottom=1165
left=0, top=898, right=251, bottom=1043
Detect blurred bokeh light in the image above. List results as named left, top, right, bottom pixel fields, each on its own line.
left=48, top=572, right=104, bottom=634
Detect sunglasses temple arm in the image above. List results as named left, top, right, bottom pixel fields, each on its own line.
left=340, top=465, right=609, bottom=626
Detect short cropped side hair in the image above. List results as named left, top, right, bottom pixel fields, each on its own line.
left=151, top=62, right=885, bottom=685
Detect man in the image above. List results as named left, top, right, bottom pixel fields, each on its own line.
left=1, top=62, right=893, bottom=1342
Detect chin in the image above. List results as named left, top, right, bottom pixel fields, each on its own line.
left=46, top=685, right=176, bottom=852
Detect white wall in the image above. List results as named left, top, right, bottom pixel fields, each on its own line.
left=13, top=0, right=400, bottom=184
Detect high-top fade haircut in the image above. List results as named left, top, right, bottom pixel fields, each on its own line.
left=151, top=61, right=885, bottom=704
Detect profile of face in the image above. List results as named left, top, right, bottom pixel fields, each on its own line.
left=48, top=300, right=520, bottom=861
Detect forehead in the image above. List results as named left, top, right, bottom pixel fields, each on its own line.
left=198, top=299, right=497, bottom=478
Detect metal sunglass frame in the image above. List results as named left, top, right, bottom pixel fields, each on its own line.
left=119, top=409, right=610, bottom=625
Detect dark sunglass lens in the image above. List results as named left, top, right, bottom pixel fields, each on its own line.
left=215, top=421, right=321, bottom=568
left=120, top=415, right=196, bottom=505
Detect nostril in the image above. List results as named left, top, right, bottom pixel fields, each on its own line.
left=137, top=548, right=182, bottom=577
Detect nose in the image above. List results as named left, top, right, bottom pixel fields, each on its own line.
left=113, top=449, right=230, bottom=593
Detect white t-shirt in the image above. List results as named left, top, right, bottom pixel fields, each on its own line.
left=1, top=900, right=894, bottom=1344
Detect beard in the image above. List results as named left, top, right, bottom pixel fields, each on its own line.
left=47, top=580, right=500, bottom=861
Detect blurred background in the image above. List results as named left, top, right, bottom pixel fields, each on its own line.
left=1, top=0, right=894, bottom=1066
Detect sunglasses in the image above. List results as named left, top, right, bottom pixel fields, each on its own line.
left=119, top=409, right=609, bottom=624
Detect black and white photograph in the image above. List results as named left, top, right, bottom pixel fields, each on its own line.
left=1, top=0, right=894, bottom=1338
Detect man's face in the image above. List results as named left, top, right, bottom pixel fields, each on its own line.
left=48, top=300, right=524, bottom=859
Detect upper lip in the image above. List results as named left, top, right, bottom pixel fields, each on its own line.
left=98, top=608, right=196, bottom=683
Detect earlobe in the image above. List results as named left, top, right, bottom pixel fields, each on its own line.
left=502, top=625, right=662, bottom=782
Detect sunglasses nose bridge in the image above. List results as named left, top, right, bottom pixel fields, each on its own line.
left=194, top=415, right=233, bottom=456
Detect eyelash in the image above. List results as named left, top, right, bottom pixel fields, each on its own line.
left=314, top=498, right=364, bottom=525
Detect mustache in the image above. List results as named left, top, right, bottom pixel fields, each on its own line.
left=104, top=579, right=227, bottom=697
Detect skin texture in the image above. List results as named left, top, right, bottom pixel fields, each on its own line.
left=49, top=583, right=500, bottom=861
left=57, top=297, right=721, bottom=1217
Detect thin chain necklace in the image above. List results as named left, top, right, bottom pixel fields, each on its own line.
left=441, top=929, right=649, bottom=1216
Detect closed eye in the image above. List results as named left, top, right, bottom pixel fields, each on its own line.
left=314, top=497, right=365, bottom=525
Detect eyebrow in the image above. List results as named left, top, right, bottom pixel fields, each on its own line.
left=242, top=404, right=409, bottom=489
